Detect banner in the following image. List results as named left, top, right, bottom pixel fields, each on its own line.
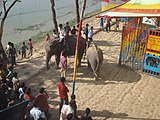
left=102, top=0, right=129, bottom=11
left=147, top=35, right=160, bottom=52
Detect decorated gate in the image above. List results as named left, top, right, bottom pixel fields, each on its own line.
left=119, top=18, right=148, bottom=70
left=119, top=18, right=160, bottom=77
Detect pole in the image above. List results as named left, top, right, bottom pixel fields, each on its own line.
left=72, top=0, right=86, bottom=96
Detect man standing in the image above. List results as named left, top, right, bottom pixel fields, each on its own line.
left=58, top=77, right=69, bottom=114
left=106, top=18, right=111, bottom=32
left=8, top=43, right=17, bottom=66
left=64, top=22, right=71, bottom=37
left=83, top=24, right=89, bottom=41
left=20, top=42, right=28, bottom=59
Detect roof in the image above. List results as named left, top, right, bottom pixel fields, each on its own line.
left=98, top=0, right=160, bottom=18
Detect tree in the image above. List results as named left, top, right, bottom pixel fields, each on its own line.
left=50, top=0, right=58, bottom=34
left=0, top=0, right=20, bottom=65
left=75, top=0, right=80, bottom=24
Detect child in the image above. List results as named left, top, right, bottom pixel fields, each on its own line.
left=71, top=26, right=78, bottom=35
left=45, top=34, right=51, bottom=42
left=100, top=18, right=104, bottom=29
left=58, top=24, right=65, bottom=43
left=83, top=24, right=89, bottom=41
left=87, top=26, right=93, bottom=48
left=20, top=42, right=28, bottom=59
left=115, top=18, right=120, bottom=31
left=6, top=65, right=14, bottom=81
left=105, top=18, right=112, bottom=32
left=64, top=22, right=71, bottom=37
left=28, top=38, right=33, bottom=56
left=80, top=108, right=92, bottom=120
left=59, top=48, right=67, bottom=78
left=88, top=26, right=93, bottom=42
left=12, top=72, right=19, bottom=91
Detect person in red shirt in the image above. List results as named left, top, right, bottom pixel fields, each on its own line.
left=58, top=77, right=69, bottom=114
left=36, top=87, right=49, bottom=119
left=23, top=87, right=35, bottom=102
left=28, top=38, right=33, bottom=56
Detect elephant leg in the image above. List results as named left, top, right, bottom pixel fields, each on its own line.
left=87, top=61, right=91, bottom=68
left=77, top=58, right=81, bottom=67
left=77, top=52, right=84, bottom=67
left=55, top=55, right=60, bottom=69
left=83, top=44, right=87, bottom=60
left=93, top=72, right=98, bottom=80
left=46, top=52, right=51, bottom=69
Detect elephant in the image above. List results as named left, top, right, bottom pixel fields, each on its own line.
left=146, top=56, right=160, bottom=68
left=45, top=35, right=86, bottom=69
left=86, top=43, right=103, bottom=80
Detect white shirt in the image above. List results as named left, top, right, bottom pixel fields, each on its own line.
left=6, top=45, right=10, bottom=51
left=58, top=27, right=65, bottom=39
left=88, top=29, right=93, bottom=38
left=30, top=107, right=46, bottom=120
left=60, top=105, right=74, bottom=120
left=18, top=88, right=23, bottom=94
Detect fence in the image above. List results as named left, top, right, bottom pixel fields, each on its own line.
left=119, top=18, right=160, bottom=77
left=119, top=18, right=148, bottom=70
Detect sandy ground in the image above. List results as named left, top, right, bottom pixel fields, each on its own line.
left=15, top=17, right=160, bottom=120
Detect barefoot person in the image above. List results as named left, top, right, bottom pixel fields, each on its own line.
left=36, top=87, right=49, bottom=119
left=59, top=48, right=67, bottom=78
left=20, top=42, right=28, bottom=59
left=60, top=99, right=77, bottom=120
left=45, top=34, right=51, bottom=42
left=28, top=38, right=33, bottom=56
left=80, top=108, right=93, bottom=120
left=58, top=77, right=69, bottom=115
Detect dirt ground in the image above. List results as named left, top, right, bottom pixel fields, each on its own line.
left=15, top=17, right=160, bottom=120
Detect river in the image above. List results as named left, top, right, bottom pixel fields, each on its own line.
left=0, top=0, right=101, bottom=46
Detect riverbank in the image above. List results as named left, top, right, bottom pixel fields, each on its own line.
left=15, top=9, right=101, bottom=54
left=2, top=0, right=101, bottom=46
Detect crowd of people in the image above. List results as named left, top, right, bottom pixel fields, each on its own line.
left=0, top=67, right=92, bottom=120
left=99, top=17, right=120, bottom=32
left=0, top=21, right=97, bottom=120
left=58, top=77, right=93, bottom=120
left=5, top=38, right=34, bottom=68
left=0, top=63, right=50, bottom=119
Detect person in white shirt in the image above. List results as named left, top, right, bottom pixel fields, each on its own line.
left=87, top=26, right=94, bottom=48
left=58, top=24, right=65, bottom=43
left=30, top=99, right=46, bottom=120
left=60, top=99, right=77, bottom=120
left=12, top=72, right=19, bottom=91
left=88, top=26, right=93, bottom=42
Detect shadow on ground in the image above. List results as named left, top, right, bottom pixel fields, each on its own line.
left=93, top=40, right=121, bottom=47
left=67, top=60, right=141, bottom=85
left=78, top=109, right=159, bottom=120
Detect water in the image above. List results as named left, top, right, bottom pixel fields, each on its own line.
left=0, top=0, right=101, bottom=46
